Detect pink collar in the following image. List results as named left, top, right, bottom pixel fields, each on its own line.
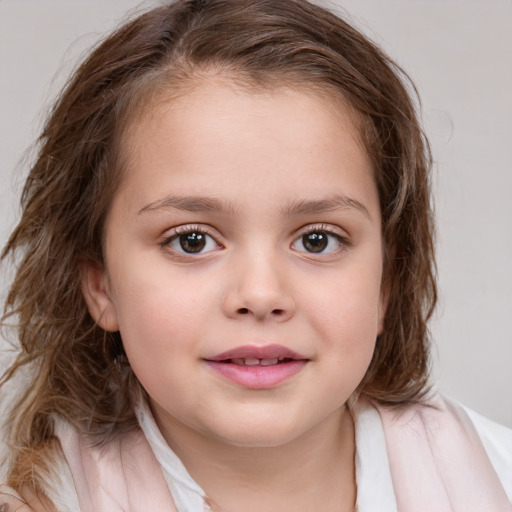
left=377, top=394, right=511, bottom=511
left=57, top=394, right=511, bottom=512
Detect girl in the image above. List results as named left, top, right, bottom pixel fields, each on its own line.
left=1, top=0, right=511, bottom=510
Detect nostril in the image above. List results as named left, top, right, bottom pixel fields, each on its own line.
left=234, top=307, right=289, bottom=318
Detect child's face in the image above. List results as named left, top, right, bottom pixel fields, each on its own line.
left=83, top=78, right=386, bottom=448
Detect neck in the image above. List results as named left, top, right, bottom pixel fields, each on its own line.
left=154, top=405, right=356, bottom=512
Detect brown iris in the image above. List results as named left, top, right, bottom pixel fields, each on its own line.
left=302, top=232, right=328, bottom=252
left=179, top=232, right=206, bottom=253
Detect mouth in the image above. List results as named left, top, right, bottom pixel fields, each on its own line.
left=207, top=344, right=307, bottom=363
left=205, top=344, right=309, bottom=389
left=223, top=357, right=297, bottom=366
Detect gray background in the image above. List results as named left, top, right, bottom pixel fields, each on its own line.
left=1, top=0, right=511, bottom=427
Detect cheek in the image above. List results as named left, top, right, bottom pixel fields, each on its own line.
left=300, top=254, right=383, bottom=383
left=108, top=257, right=218, bottom=364
left=307, top=258, right=383, bottom=340
left=112, top=277, right=208, bottom=407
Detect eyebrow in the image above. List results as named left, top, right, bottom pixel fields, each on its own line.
left=138, top=195, right=240, bottom=215
left=138, top=193, right=370, bottom=218
left=282, top=194, right=370, bottom=219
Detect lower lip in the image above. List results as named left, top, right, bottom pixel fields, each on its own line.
left=205, top=360, right=308, bottom=389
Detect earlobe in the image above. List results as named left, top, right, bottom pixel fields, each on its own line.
left=80, top=260, right=119, bottom=332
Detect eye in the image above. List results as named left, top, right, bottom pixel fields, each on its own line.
left=165, top=229, right=220, bottom=255
left=291, top=229, right=347, bottom=254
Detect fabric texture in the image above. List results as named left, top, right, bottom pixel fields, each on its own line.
left=55, top=421, right=177, bottom=512
left=0, top=484, right=33, bottom=512
left=377, top=394, right=512, bottom=512
left=2, top=393, right=511, bottom=511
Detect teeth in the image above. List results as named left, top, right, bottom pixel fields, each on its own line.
left=243, top=357, right=261, bottom=366
left=229, top=357, right=280, bottom=366
left=260, top=358, right=279, bottom=366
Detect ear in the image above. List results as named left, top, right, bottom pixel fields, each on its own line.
left=80, top=260, right=119, bottom=332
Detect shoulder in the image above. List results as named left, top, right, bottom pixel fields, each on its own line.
left=367, top=393, right=512, bottom=508
left=376, top=393, right=512, bottom=502
left=0, top=444, right=79, bottom=512
left=0, top=485, right=46, bottom=512
left=19, top=487, right=56, bottom=512
left=462, top=403, right=512, bottom=500
left=0, top=429, right=79, bottom=512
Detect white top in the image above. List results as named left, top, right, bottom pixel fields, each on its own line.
left=134, top=398, right=512, bottom=512
left=1, top=394, right=510, bottom=511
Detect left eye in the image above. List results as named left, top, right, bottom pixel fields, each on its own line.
left=291, top=231, right=344, bottom=254
left=167, top=230, right=219, bottom=254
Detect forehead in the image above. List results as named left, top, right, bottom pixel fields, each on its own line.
left=117, top=78, right=378, bottom=218
left=124, top=73, right=367, bottom=157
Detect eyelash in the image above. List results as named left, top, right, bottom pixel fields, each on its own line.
left=292, top=224, right=351, bottom=256
left=160, top=223, right=351, bottom=258
left=160, top=225, right=222, bottom=258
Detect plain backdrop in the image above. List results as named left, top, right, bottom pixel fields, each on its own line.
left=0, top=0, right=511, bottom=427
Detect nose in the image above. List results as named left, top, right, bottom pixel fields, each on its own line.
left=222, top=251, right=296, bottom=322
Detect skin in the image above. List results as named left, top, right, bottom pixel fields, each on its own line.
left=83, top=78, right=386, bottom=511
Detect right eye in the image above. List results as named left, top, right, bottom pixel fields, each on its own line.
left=165, top=229, right=220, bottom=255
left=291, top=228, right=348, bottom=255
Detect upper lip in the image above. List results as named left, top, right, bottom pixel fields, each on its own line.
left=206, top=344, right=308, bottom=361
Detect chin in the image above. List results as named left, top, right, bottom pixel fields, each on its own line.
left=206, top=416, right=311, bottom=449
left=222, top=433, right=300, bottom=449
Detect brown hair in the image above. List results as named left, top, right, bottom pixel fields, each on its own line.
left=1, top=0, right=436, bottom=490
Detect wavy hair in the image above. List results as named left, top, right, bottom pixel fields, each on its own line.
left=1, top=0, right=436, bottom=490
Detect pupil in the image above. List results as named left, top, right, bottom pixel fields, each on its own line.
left=303, top=232, right=327, bottom=252
left=179, top=232, right=206, bottom=253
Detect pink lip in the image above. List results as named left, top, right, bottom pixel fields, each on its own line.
left=208, top=344, right=306, bottom=361
left=205, top=344, right=309, bottom=389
